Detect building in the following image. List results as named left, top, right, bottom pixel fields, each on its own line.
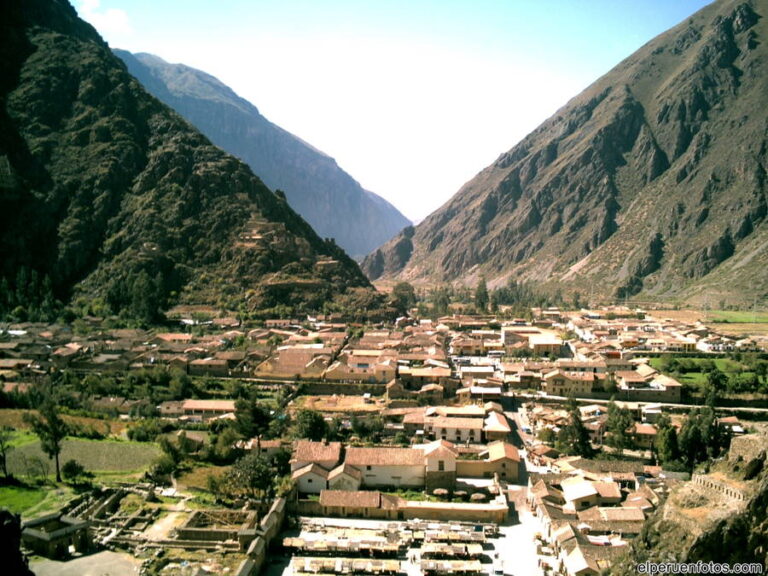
left=345, top=447, right=426, bottom=489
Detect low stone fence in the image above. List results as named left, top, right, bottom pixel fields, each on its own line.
left=691, top=474, right=745, bottom=502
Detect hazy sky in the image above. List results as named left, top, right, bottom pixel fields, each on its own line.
left=76, top=0, right=712, bottom=221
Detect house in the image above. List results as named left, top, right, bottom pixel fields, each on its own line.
left=483, top=411, right=512, bottom=442
left=455, top=441, right=521, bottom=482
left=429, top=417, right=484, bottom=444
left=22, top=513, right=92, bottom=559
left=318, top=490, right=400, bottom=519
left=542, top=370, right=596, bottom=397
left=628, top=423, right=657, bottom=449
left=561, top=477, right=599, bottom=512
left=180, top=399, right=235, bottom=420
left=423, top=440, right=457, bottom=490
left=344, top=446, right=425, bottom=489
left=188, top=357, right=229, bottom=377
left=483, top=441, right=521, bottom=482
left=292, top=464, right=329, bottom=494
left=327, top=463, right=363, bottom=491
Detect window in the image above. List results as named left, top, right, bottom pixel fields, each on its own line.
left=367, top=465, right=372, bottom=471
left=307, top=479, right=313, bottom=483
left=501, top=462, right=506, bottom=468
left=438, top=460, right=445, bottom=471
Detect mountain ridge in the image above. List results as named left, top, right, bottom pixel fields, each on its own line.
left=113, top=50, right=411, bottom=258
left=363, top=0, right=768, bottom=307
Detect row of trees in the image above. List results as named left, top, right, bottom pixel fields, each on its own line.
left=542, top=397, right=732, bottom=473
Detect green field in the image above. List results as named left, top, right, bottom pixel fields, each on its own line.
left=707, top=310, right=768, bottom=323
left=0, top=484, right=75, bottom=517
left=7, top=437, right=161, bottom=478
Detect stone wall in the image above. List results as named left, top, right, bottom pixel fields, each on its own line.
left=728, top=434, right=767, bottom=463
left=302, top=382, right=387, bottom=395
left=236, top=497, right=288, bottom=576
left=691, top=474, right=745, bottom=502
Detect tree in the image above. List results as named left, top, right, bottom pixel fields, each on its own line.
left=294, top=410, right=328, bottom=441
left=23, top=398, right=68, bottom=482
left=605, top=400, right=635, bottom=454
left=235, top=397, right=272, bottom=438
left=475, top=277, right=489, bottom=313
left=390, top=282, right=417, bottom=316
left=223, top=453, right=274, bottom=499
left=705, top=368, right=726, bottom=407
left=654, top=417, right=679, bottom=464
left=556, top=407, right=594, bottom=458
left=0, top=428, right=14, bottom=479
left=61, top=459, right=87, bottom=484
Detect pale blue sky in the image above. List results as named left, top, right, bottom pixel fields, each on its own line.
left=77, top=0, right=713, bottom=221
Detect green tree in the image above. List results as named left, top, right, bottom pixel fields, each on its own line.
left=705, top=368, right=727, bottom=407
left=390, top=282, right=417, bottom=315
left=475, top=277, right=489, bottom=313
left=61, top=459, right=87, bottom=484
left=24, top=397, right=68, bottom=482
left=605, top=400, right=635, bottom=454
left=223, top=453, right=274, bottom=499
left=654, top=416, right=679, bottom=464
left=556, top=407, right=594, bottom=458
left=235, top=397, right=272, bottom=438
left=294, top=410, right=328, bottom=441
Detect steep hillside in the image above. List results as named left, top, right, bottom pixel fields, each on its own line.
left=0, top=0, right=375, bottom=322
left=113, top=50, right=411, bottom=259
left=612, top=434, right=768, bottom=571
left=364, top=0, right=768, bottom=306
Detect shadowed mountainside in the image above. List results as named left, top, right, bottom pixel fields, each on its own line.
left=0, top=0, right=376, bottom=321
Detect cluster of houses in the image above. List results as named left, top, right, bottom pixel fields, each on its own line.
left=289, top=407, right=521, bottom=496
left=525, top=453, right=684, bottom=576
left=0, top=308, right=761, bottom=405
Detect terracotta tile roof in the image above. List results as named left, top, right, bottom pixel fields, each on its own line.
left=320, top=490, right=381, bottom=508
left=181, top=399, right=236, bottom=412
left=484, top=412, right=511, bottom=433
left=578, top=506, right=646, bottom=522
left=593, top=481, right=622, bottom=500
left=431, top=417, right=485, bottom=430
left=291, top=463, right=330, bottom=480
left=345, top=446, right=425, bottom=467
left=328, top=463, right=362, bottom=481
left=485, top=441, right=520, bottom=462
left=293, top=440, right=342, bottom=465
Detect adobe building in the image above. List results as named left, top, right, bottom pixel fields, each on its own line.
left=22, top=513, right=91, bottom=559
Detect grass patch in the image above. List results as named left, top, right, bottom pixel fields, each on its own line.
left=0, top=483, right=76, bottom=518
left=0, top=485, right=46, bottom=513
left=7, top=437, right=161, bottom=479
left=707, top=310, right=768, bottom=323
left=176, top=464, right=229, bottom=492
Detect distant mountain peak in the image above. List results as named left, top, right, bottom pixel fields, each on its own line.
left=115, top=49, right=410, bottom=258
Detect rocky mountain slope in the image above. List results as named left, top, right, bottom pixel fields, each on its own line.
left=364, top=0, right=768, bottom=306
left=113, top=50, right=410, bottom=259
left=0, top=0, right=374, bottom=321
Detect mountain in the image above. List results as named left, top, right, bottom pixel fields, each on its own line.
left=363, top=0, right=768, bottom=307
left=113, top=50, right=411, bottom=259
left=0, top=0, right=376, bottom=322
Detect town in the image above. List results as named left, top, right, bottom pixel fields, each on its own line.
left=1, top=304, right=767, bottom=576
